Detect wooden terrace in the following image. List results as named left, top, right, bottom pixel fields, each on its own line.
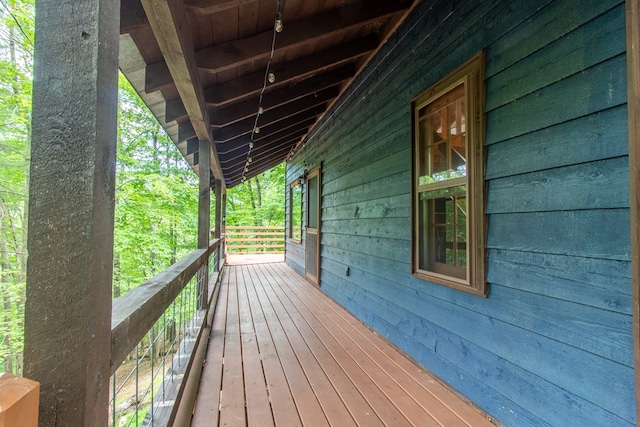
left=190, top=257, right=495, bottom=426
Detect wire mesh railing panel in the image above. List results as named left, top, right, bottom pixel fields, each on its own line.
left=109, top=265, right=205, bottom=427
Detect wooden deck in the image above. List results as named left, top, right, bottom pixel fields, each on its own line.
left=191, top=260, right=495, bottom=427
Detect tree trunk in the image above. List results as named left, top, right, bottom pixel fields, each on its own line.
left=246, top=180, right=259, bottom=226
left=255, top=176, right=262, bottom=208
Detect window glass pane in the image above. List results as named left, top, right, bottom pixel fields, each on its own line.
left=307, top=175, right=318, bottom=229
left=417, top=189, right=467, bottom=279
left=411, top=52, right=486, bottom=294
left=417, top=85, right=466, bottom=185
left=290, top=182, right=302, bottom=240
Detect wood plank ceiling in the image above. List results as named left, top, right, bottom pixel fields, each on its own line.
left=118, top=0, right=415, bottom=188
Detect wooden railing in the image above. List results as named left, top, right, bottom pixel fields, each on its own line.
left=225, top=226, right=285, bottom=254
left=110, top=237, right=224, bottom=426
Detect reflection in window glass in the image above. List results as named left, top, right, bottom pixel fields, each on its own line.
left=411, top=52, right=486, bottom=295
left=289, top=180, right=302, bottom=241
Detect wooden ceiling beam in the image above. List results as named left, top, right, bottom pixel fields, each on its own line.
left=185, top=0, right=259, bottom=15
left=215, top=120, right=312, bottom=154
left=225, top=145, right=295, bottom=185
left=163, top=36, right=376, bottom=119
left=196, top=1, right=408, bottom=73
left=179, top=120, right=197, bottom=142
left=220, top=144, right=299, bottom=182
left=147, top=0, right=403, bottom=92
left=208, top=70, right=348, bottom=126
left=212, top=87, right=335, bottom=134
left=140, top=0, right=224, bottom=180
left=220, top=144, right=293, bottom=172
left=213, top=103, right=326, bottom=142
left=120, top=0, right=148, bottom=34
left=218, top=130, right=307, bottom=163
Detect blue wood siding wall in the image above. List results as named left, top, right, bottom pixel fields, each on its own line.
left=285, top=0, right=634, bottom=425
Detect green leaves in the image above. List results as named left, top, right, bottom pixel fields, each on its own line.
left=227, top=163, right=286, bottom=226
left=0, top=0, right=33, bottom=375
left=114, top=76, right=198, bottom=294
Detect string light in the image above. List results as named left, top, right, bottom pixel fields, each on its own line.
left=241, top=0, right=283, bottom=184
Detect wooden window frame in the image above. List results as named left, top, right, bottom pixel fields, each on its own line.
left=411, top=52, right=487, bottom=296
left=289, top=178, right=303, bottom=243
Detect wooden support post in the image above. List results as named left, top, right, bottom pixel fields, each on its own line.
left=214, top=179, right=222, bottom=271
left=198, top=140, right=211, bottom=309
left=625, top=0, right=640, bottom=420
left=23, top=1, right=119, bottom=425
left=222, top=193, right=228, bottom=261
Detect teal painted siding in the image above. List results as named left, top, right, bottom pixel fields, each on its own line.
left=285, top=0, right=634, bottom=425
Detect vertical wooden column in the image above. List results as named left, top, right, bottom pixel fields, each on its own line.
left=625, top=0, right=640, bottom=420
left=214, top=179, right=222, bottom=271
left=222, top=193, right=227, bottom=260
left=23, top=1, right=119, bottom=425
left=197, top=140, right=211, bottom=309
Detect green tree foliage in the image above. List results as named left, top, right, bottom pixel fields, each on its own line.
left=0, top=0, right=287, bottom=375
left=226, top=163, right=286, bottom=226
left=0, top=0, right=34, bottom=375
left=113, top=75, right=198, bottom=297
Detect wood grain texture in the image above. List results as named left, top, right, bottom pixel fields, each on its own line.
left=140, top=0, right=224, bottom=180
left=486, top=4, right=625, bottom=111
left=626, top=0, right=640, bottom=422
left=486, top=156, right=630, bottom=213
left=285, top=0, right=634, bottom=424
left=192, top=260, right=496, bottom=427
left=485, top=53, right=627, bottom=145
left=111, top=243, right=219, bottom=373
left=485, top=106, right=629, bottom=177
left=24, top=1, right=119, bottom=424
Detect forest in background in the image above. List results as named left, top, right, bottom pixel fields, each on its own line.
left=0, top=0, right=286, bottom=375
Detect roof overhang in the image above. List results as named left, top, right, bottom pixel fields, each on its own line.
left=119, top=0, right=416, bottom=188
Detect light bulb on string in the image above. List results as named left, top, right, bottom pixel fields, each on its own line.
left=258, top=106, right=264, bottom=115
left=254, top=127, right=260, bottom=134
left=249, top=142, right=254, bottom=148
left=248, top=157, right=253, bottom=163
left=268, top=72, right=276, bottom=83
left=275, top=12, right=283, bottom=32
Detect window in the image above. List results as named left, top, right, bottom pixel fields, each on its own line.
left=289, top=179, right=303, bottom=242
left=411, top=52, right=487, bottom=296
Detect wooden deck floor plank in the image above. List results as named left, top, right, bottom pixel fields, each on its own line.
left=191, top=270, right=229, bottom=426
left=242, top=265, right=304, bottom=426
left=238, top=266, right=275, bottom=427
left=250, top=264, right=363, bottom=427
left=251, top=264, right=386, bottom=427
left=270, top=264, right=465, bottom=426
left=192, top=259, right=496, bottom=427
left=259, top=265, right=414, bottom=426
left=218, top=267, right=247, bottom=426
left=273, top=263, right=493, bottom=426
left=245, top=265, right=331, bottom=426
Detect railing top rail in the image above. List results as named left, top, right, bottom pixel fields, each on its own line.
left=225, top=225, right=284, bottom=229
left=110, top=238, right=221, bottom=374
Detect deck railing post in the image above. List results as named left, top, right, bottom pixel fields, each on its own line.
left=23, top=0, right=119, bottom=425
left=215, top=179, right=222, bottom=271
left=197, top=140, right=211, bottom=309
